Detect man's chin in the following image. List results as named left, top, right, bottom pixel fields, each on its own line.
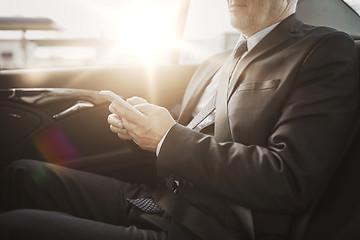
left=230, top=18, right=250, bottom=33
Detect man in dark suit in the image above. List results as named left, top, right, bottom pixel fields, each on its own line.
left=0, top=0, right=358, bottom=239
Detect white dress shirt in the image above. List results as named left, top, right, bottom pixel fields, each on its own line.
left=156, top=22, right=280, bottom=156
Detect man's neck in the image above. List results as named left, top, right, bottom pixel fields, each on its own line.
left=234, top=22, right=279, bottom=59
left=243, top=12, right=294, bottom=38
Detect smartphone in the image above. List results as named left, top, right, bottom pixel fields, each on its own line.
left=100, top=90, right=143, bottom=117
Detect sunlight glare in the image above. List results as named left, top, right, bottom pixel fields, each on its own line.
left=114, top=1, right=179, bottom=63
left=66, top=0, right=181, bottom=64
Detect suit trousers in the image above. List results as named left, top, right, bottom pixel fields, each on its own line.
left=0, top=159, right=169, bottom=240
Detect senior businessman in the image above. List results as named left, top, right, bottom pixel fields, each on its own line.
left=0, top=0, right=359, bottom=239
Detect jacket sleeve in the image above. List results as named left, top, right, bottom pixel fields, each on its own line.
left=156, top=32, right=359, bottom=214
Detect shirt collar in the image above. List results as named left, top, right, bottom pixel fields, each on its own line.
left=237, top=22, right=280, bottom=53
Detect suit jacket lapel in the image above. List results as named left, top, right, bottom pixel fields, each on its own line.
left=228, top=14, right=303, bottom=99
left=179, top=14, right=303, bottom=126
left=178, top=51, right=231, bottom=125
left=178, top=71, right=215, bottom=124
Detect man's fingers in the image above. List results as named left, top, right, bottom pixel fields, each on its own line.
left=108, top=114, right=124, bottom=129
left=109, top=125, right=133, bottom=140
left=127, top=96, right=148, bottom=106
left=109, top=102, right=143, bottom=123
left=117, top=133, right=133, bottom=140
left=134, top=103, right=162, bottom=116
left=122, top=118, right=139, bottom=133
left=108, top=99, right=175, bottom=152
left=109, top=125, right=127, bottom=134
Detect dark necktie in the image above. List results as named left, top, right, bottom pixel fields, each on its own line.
left=127, top=40, right=248, bottom=214
left=186, top=94, right=217, bottom=130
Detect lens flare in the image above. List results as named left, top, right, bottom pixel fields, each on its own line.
left=33, top=125, right=79, bottom=166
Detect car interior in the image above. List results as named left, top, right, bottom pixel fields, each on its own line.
left=0, top=0, right=360, bottom=238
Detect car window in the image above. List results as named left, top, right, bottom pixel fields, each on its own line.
left=0, top=0, right=182, bottom=69
left=344, top=0, right=360, bottom=15
left=178, top=0, right=235, bottom=64
left=181, top=0, right=360, bottom=64
left=1, top=0, right=360, bottom=70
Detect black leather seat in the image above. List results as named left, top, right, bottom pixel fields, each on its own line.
left=303, top=35, right=360, bottom=239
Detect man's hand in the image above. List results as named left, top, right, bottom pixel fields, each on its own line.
left=107, top=96, right=146, bottom=140
left=107, top=96, right=176, bottom=152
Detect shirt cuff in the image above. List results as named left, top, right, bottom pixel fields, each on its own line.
left=156, top=127, right=172, bottom=157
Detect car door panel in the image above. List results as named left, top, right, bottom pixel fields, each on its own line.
left=0, top=65, right=197, bottom=184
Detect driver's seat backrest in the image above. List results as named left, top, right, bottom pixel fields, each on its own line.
left=303, top=35, right=360, bottom=239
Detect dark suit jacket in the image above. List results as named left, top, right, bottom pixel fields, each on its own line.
left=156, top=14, right=359, bottom=239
